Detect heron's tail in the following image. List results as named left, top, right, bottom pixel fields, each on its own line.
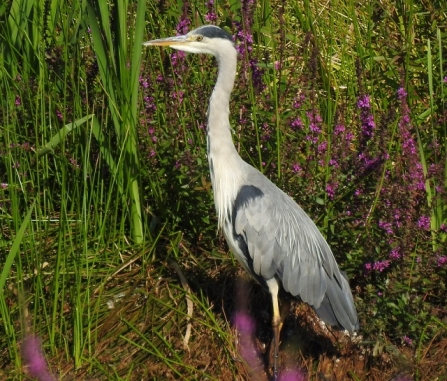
left=314, top=272, right=359, bottom=331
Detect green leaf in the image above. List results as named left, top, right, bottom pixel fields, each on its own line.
left=36, top=114, right=94, bottom=158
left=0, top=201, right=35, bottom=293
left=315, top=197, right=325, bottom=205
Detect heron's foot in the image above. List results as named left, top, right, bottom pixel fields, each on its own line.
left=268, top=301, right=291, bottom=380
left=268, top=322, right=281, bottom=381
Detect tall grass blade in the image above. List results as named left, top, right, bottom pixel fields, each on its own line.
left=37, top=115, right=95, bottom=158
left=86, top=0, right=146, bottom=244
left=0, top=201, right=35, bottom=293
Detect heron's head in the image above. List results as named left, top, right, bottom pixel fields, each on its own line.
left=143, top=25, right=235, bottom=58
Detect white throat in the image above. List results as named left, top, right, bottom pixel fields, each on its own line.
left=206, top=46, right=244, bottom=229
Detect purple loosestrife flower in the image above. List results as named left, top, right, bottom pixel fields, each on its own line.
left=233, top=23, right=252, bottom=55
left=290, top=117, right=303, bottom=131
left=143, top=96, right=156, bottom=113
left=232, top=0, right=264, bottom=93
left=389, top=247, right=401, bottom=260
left=356, top=93, right=378, bottom=174
left=417, top=215, right=430, bottom=230
left=233, top=277, right=265, bottom=377
left=378, top=220, right=393, bottom=235
left=293, top=93, right=306, bottom=109
left=260, top=123, right=272, bottom=141
left=397, top=87, right=425, bottom=193
left=305, top=111, right=322, bottom=147
left=22, top=335, right=55, bottom=381
left=357, top=94, right=376, bottom=139
left=205, top=0, right=217, bottom=23
left=233, top=311, right=262, bottom=370
left=291, top=163, right=302, bottom=173
left=326, top=182, right=338, bottom=199
left=15, top=95, right=21, bottom=106
left=305, top=135, right=318, bottom=144
left=329, top=120, right=352, bottom=173
left=249, top=59, right=264, bottom=91
left=140, top=78, right=149, bottom=88
left=317, top=141, right=327, bottom=154
left=437, top=256, right=447, bottom=267
left=373, top=260, right=390, bottom=272
left=170, top=50, right=186, bottom=69
left=364, top=260, right=390, bottom=273
left=402, top=335, right=413, bottom=346
left=329, top=158, right=339, bottom=167
left=171, top=90, right=185, bottom=104
left=140, top=77, right=157, bottom=113
left=397, top=87, right=407, bottom=99
left=357, top=94, right=370, bottom=109
left=393, top=209, right=402, bottom=228
left=279, top=370, right=306, bottom=381
left=334, top=124, right=345, bottom=135
left=176, top=11, right=190, bottom=35
left=309, top=122, right=321, bottom=134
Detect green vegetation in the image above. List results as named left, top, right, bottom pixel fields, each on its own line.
left=1, top=0, right=446, bottom=379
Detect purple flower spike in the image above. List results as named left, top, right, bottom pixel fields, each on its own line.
left=205, top=0, right=218, bottom=23
left=22, top=335, right=55, bottom=381
left=291, top=163, right=302, bottom=173
left=417, top=215, right=430, bottom=231
left=279, top=369, right=307, bottom=381
left=373, top=260, right=390, bottom=272
left=233, top=311, right=263, bottom=374
left=402, top=335, right=413, bottom=346
left=389, top=247, right=401, bottom=260
left=357, top=94, right=371, bottom=109
left=234, top=311, right=256, bottom=335
left=357, top=94, right=375, bottom=139
left=437, top=256, right=447, bottom=267
left=397, top=87, right=407, bottom=100
left=326, top=182, right=338, bottom=199
left=290, top=117, right=303, bottom=130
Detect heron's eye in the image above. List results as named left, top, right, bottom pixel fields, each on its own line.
left=196, top=36, right=203, bottom=42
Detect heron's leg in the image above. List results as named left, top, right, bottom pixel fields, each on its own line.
left=266, top=278, right=281, bottom=380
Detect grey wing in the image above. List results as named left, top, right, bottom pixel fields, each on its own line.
left=230, top=184, right=359, bottom=331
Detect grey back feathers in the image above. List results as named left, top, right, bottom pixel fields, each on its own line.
left=226, top=166, right=359, bottom=331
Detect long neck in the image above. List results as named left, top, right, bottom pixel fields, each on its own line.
left=207, top=50, right=238, bottom=155
left=207, top=48, right=244, bottom=229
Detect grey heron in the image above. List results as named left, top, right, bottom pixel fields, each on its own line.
left=144, top=25, right=359, bottom=378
